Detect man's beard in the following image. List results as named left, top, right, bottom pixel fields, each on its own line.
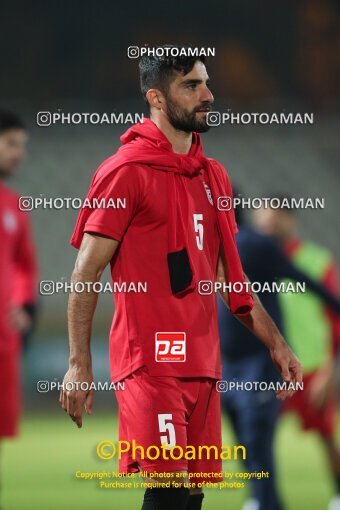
left=165, top=95, right=212, bottom=133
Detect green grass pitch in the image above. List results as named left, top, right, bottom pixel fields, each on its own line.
left=2, top=412, right=334, bottom=509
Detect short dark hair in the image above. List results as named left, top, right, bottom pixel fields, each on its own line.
left=0, top=109, right=26, bottom=134
left=139, top=45, right=205, bottom=107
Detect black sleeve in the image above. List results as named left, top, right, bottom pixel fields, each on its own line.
left=269, top=240, right=340, bottom=314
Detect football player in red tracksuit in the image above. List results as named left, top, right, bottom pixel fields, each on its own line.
left=60, top=49, right=302, bottom=510
left=0, top=110, right=38, bottom=498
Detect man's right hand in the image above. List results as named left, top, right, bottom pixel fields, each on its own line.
left=59, top=365, right=95, bottom=428
left=61, top=233, right=119, bottom=428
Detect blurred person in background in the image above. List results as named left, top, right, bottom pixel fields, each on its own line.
left=0, top=110, right=38, bottom=505
left=219, top=192, right=340, bottom=510
left=253, top=198, right=340, bottom=510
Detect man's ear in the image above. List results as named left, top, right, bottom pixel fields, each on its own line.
left=146, top=88, right=164, bottom=110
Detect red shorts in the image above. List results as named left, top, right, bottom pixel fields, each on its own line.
left=283, top=371, right=335, bottom=438
left=115, top=367, right=222, bottom=484
left=0, top=350, right=21, bottom=438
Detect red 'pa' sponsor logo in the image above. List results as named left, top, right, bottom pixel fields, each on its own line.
left=155, top=332, right=186, bottom=362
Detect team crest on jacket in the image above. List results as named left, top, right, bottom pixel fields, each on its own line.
left=203, top=181, right=213, bottom=206
left=2, top=209, right=18, bottom=233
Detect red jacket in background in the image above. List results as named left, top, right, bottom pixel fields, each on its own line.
left=0, top=181, right=38, bottom=353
